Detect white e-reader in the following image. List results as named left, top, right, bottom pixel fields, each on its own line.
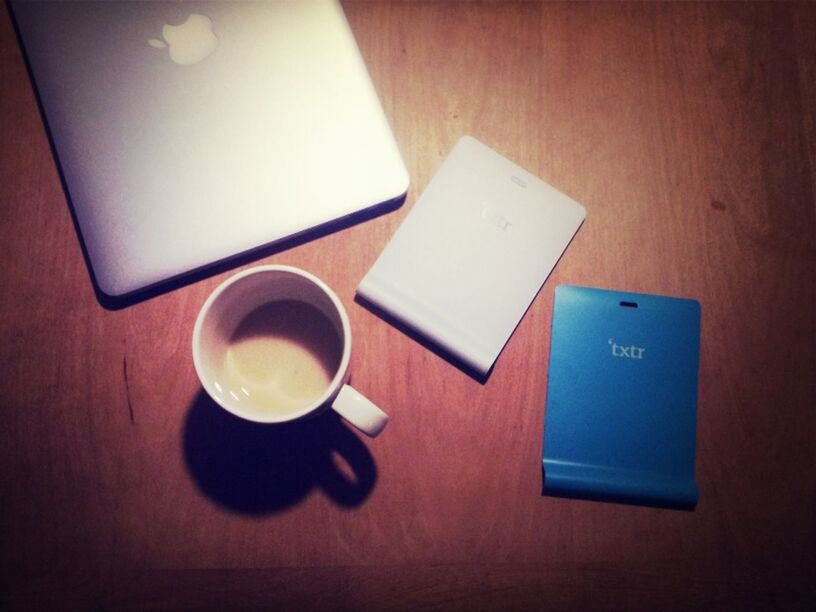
left=357, top=136, right=586, bottom=377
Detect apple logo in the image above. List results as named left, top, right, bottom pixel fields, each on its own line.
left=148, top=14, right=218, bottom=66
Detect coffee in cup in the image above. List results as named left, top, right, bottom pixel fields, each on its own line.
left=192, top=265, right=388, bottom=436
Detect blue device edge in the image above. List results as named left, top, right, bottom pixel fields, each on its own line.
left=542, top=459, right=699, bottom=510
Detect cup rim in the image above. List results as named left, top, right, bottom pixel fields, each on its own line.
left=191, top=264, right=352, bottom=424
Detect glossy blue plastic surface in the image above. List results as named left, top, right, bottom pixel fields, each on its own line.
left=542, top=285, right=701, bottom=509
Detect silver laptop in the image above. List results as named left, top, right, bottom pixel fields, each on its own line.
left=10, top=0, right=408, bottom=298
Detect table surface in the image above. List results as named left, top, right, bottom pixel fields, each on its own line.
left=1, top=2, right=814, bottom=610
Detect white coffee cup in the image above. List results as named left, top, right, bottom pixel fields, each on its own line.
left=192, top=265, right=388, bottom=436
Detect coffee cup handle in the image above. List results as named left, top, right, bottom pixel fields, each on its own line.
left=331, top=384, right=389, bottom=437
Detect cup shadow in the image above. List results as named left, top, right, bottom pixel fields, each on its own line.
left=183, top=390, right=378, bottom=515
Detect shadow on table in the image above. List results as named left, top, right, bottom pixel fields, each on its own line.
left=182, top=390, right=378, bottom=515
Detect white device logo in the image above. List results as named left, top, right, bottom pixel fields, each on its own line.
left=608, top=339, right=645, bottom=359
left=481, top=201, right=512, bottom=231
left=148, top=14, right=218, bottom=66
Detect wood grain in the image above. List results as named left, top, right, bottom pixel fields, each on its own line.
left=1, top=2, right=814, bottom=610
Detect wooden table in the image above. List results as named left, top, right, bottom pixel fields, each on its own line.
left=1, top=2, right=814, bottom=609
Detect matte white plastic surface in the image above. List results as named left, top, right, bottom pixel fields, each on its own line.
left=358, top=136, right=586, bottom=376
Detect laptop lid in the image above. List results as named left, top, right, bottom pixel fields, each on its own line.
left=10, top=0, right=408, bottom=298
